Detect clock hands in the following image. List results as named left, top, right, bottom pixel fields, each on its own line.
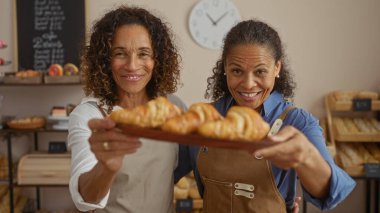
left=214, top=11, right=229, bottom=25
left=206, top=11, right=229, bottom=26
left=206, top=13, right=217, bottom=26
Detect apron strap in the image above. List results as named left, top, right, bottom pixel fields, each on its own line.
left=268, top=105, right=295, bottom=136
left=97, top=105, right=108, bottom=118
left=279, top=105, right=295, bottom=121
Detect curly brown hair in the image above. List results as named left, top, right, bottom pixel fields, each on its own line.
left=81, top=6, right=181, bottom=111
left=205, top=19, right=296, bottom=101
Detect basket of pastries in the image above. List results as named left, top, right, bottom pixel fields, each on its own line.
left=7, top=116, right=46, bottom=129
left=3, top=70, right=43, bottom=84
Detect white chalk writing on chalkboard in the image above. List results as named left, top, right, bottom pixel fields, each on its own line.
left=33, top=0, right=65, bottom=70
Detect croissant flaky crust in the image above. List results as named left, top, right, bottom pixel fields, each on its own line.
left=162, top=103, right=222, bottom=134
left=110, top=96, right=182, bottom=128
left=197, top=106, right=270, bottom=142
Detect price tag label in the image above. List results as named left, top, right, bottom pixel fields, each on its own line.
left=352, top=99, right=372, bottom=111
left=48, top=141, right=67, bottom=153
left=175, top=199, right=193, bottom=212
left=364, top=163, right=380, bottom=178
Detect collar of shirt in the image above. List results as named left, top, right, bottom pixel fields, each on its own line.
left=214, top=91, right=292, bottom=125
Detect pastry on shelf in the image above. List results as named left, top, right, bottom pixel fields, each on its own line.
left=174, top=177, right=190, bottom=199
left=7, top=116, right=46, bottom=129
left=15, top=70, right=41, bottom=78
left=63, top=63, right=79, bottom=76
left=50, top=106, right=67, bottom=117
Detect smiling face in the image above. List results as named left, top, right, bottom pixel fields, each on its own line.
left=111, top=24, right=155, bottom=99
left=225, top=44, right=281, bottom=110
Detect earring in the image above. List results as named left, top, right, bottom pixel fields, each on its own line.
left=223, top=72, right=227, bottom=76
left=276, top=74, right=280, bottom=78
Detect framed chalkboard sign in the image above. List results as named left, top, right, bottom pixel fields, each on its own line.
left=16, top=0, right=85, bottom=72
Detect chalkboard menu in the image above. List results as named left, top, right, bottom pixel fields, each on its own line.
left=16, top=0, right=85, bottom=71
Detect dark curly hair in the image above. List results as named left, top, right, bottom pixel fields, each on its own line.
left=205, top=19, right=296, bottom=101
left=81, top=6, right=181, bottom=111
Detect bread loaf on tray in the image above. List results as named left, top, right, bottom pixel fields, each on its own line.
left=162, top=103, right=222, bottom=134
left=110, top=96, right=182, bottom=128
left=198, top=106, right=269, bottom=141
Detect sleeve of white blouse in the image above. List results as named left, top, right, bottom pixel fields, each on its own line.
left=67, top=102, right=110, bottom=212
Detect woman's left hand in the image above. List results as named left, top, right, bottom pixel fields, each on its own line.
left=254, top=125, right=318, bottom=170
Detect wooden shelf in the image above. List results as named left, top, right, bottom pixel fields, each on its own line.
left=326, top=93, right=380, bottom=111
left=0, top=82, right=82, bottom=86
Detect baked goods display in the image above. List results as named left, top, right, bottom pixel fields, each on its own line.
left=335, top=143, right=380, bottom=176
left=174, top=176, right=190, bottom=199
left=48, top=64, right=64, bottom=76
left=162, top=103, right=222, bottom=134
left=0, top=187, right=28, bottom=213
left=332, top=117, right=380, bottom=141
left=173, top=172, right=203, bottom=212
left=2, top=70, right=43, bottom=84
left=63, top=63, right=79, bottom=76
left=325, top=90, right=380, bottom=177
left=15, top=70, right=41, bottom=78
left=7, top=116, right=46, bottom=129
left=333, top=90, right=379, bottom=102
left=197, top=106, right=269, bottom=141
left=0, top=155, right=17, bottom=180
left=110, top=97, right=182, bottom=128
left=44, top=63, right=81, bottom=84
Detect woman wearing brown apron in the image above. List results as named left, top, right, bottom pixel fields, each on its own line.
left=175, top=19, right=355, bottom=212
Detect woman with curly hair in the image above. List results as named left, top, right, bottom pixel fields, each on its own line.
left=68, top=6, right=185, bottom=213
left=176, top=19, right=355, bottom=213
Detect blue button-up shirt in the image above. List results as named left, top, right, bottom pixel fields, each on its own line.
left=175, top=91, right=356, bottom=211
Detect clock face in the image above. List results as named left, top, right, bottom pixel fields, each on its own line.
left=188, top=0, right=241, bottom=50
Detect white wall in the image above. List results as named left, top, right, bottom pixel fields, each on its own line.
left=1, top=0, right=380, bottom=212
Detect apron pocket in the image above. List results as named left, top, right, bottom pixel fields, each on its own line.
left=202, top=177, right=233, bottom=213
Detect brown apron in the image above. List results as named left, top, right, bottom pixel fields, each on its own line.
left=197, top=106, right=294, bottom=213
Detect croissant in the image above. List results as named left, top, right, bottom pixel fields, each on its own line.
left=110, top=96, right=182, bottom=128
left=198, top=106, right=269, bottom=142
left=162, top=103, right=222, bottom=134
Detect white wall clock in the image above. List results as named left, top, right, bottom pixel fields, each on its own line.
left=188, top=0, right=241, bottom=50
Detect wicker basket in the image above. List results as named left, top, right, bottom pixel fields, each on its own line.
left=7, top=117, right=46, bottom=129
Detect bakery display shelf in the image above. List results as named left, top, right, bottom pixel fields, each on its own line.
left=333, top=122, right=380, bottom=142
left=0, top=127, right=67, bottom=134
left=0, top=81, right=82, bottom=86
left=2, top=76, right=43, bottom=84
left=44, top=75, right=81, bottom=84
left=326, top=93, right=380, bottom=111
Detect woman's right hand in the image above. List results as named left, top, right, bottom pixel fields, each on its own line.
left=87, top=118, right=142, bottom=173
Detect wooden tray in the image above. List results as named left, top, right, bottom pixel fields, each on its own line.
left=44, top=75, right=81, bottom=84
left=7, top=120, right=46, bottom=129
left=3, top=75, right=42, bottom=84
left=117, top=124, right=272, bottom=151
